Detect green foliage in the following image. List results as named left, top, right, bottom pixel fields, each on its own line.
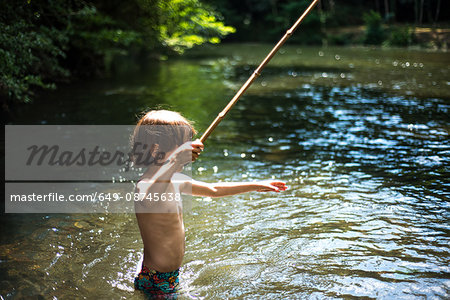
left=325, top=4, right=366, bottom=27
left=386, top=26, right=415, bottom=47
left=327, top=33, right=354, bottom=46
left=269, top=1, right=323, bottom=44
left=70, top=9, right=142, bottom=53
left=158, top=0, right=235, bottom=53
left=202, top=0, right=324, bottom=43
left=363, top=10, right=386, bottom=45
left=0, top=2, right=71, bottom=104
left=0, top=0, right=234, bottom=106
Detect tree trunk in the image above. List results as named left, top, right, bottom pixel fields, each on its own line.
left=328, top=0, right=335, bottom=12
left=434, top=0, right=441, bottom=25
left=414, top=0, right=418, bottom=24
left=427, top=0, right=433, bottom=24
left=319, top=0, right=327, bottom=47
left=419, top=0, right=424, bottom=25
left=384, top=0, right=389, bottom=20
left=391, top=0, right=396, bottom=22
left=270, top=0, right=278, bottom=17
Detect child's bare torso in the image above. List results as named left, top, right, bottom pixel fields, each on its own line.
left=135, top=178, right=185, bottom=272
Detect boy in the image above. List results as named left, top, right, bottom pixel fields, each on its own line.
left=132, top=110, right=287, bottom=297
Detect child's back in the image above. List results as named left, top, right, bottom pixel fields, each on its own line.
left=135, top=174, right=185, bottom=273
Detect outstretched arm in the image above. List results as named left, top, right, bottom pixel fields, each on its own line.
left=178, top=177, right=287, bottom=197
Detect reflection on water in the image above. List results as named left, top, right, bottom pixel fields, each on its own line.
left=3, top=45, right=450, bottom=299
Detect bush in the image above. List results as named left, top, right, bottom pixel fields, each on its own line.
left=327, top=33, right=355, bottom=46
left=363, top=10, right=385, bottom=45
left=387, top=26, right=415, bottom=47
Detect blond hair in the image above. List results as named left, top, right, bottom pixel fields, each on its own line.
left=131, top=110, right=196, bottom=167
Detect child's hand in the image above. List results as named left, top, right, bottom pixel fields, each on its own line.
left=169, top=140, right=204, bottom=166
left=191, top=139, right=203, bottom=162
left=257, top=181, right=287, bottom=192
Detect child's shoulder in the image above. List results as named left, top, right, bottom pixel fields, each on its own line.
left=135, top=173, right=192, bottom=190
left=172, top=172, right=192, bottom=182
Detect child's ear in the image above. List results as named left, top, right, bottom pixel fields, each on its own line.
left=150, top=144, right=160, bottom=157
left=154, top=151, right=166, bottom=165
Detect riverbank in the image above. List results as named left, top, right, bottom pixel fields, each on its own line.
left=328, top=25, right=449, bottom=49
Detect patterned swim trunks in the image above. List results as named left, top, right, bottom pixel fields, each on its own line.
left=134, top=265, right=179, bottom=298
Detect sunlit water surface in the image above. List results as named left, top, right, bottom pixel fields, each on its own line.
left=2, top=45, right=450, bottom=299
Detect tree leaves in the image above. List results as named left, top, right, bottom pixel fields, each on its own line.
left=0, top=0, right=235, bottom=104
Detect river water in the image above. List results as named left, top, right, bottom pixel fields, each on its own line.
left=2, top=45, right=450, bottom=299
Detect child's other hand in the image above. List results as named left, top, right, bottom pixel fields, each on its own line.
left=170, top=140, right=204, bottom=166
left=169, top=140, right=202, bottom=166
left=257, top=181, right=287, bottom=192
left=191, top=139, right=203, bottom=162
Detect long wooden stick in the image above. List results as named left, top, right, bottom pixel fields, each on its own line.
left=200, top=0, right=320, bottom=143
